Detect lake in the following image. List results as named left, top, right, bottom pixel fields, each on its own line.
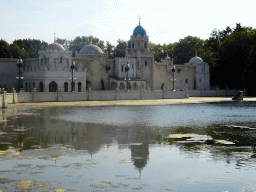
left=0, top=101, right=256, bottom=192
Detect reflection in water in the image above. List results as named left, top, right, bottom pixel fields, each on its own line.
left=0, top=102, right=256, bottom=191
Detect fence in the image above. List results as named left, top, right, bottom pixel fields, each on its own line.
left=1, top=87, right=241, bottom=108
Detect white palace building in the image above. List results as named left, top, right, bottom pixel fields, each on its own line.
left=1, top=22, right=210, bottom=94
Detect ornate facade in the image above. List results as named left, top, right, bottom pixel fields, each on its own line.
left=0, top=22, right=210, bottom=93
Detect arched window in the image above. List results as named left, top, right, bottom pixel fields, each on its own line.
left=144, top=43, right=147, bottom=48
left=78, top=82, right=82, bottom=92
left=64, top=82, right=68, bottom=92
left=44, top=57, right=47, bottom=64
left=33, top=82, right=35, bottom=89
left=60, top=57, right=63, bottom=63
left=132, top=42, right=134, bottom=48
left=121, top=65, right=124, bottom=72
left=145, top=60, right=147, bottom=66
left=49, top=81, right=58, bottom=92
left=186, top=78, right=188, bottom=84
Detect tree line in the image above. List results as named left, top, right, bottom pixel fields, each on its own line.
left=1, top=23, right=256, bottom=95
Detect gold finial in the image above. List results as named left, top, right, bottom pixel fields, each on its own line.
left=139, top=15, right=140, bottom=25
left=54, top=33, right=57, bottom=43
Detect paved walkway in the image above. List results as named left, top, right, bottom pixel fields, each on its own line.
left=7, top=97, right=256, bottom=108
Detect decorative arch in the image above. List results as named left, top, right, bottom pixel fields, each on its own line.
left=49, top=81, right=58, bottom=92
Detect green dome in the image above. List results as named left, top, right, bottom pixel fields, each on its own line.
left=133, top=25, right=147, bottom=37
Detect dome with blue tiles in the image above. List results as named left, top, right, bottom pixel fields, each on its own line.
left=133, top=24, right=147, bottom=37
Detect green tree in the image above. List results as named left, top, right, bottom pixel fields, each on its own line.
left=216, top=27, right=256, bottom=94
left=114, top=39, right=128, bottom=58
left=0, top=39, right=10, bottom=58
left=173, top=36, right=205, bottom=64
left=105, top=41, right=115, bottom=59
left=9, top=43, right=28, bottom=58
left=13, top=39, right=48, bottom=58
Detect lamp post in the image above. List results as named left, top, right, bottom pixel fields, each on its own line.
left=171, top=65, right=176, bottom=91
left=16, top=58, right=23, bottom=92
left=69, top=61, right=76, bottom=92
left=124, top=62, right=130, bottom=91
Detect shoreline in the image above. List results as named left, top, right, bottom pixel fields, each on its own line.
left=5, top=97, right=256, bottom=108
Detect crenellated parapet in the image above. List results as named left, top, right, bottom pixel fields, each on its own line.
left=115, top=57, right=136, bottom=63
left=23, top=65, right=86, bottom=72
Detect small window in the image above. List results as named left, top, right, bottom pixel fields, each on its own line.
left=186, top=78, right=188, bottom=84
left=132, top=43, right=134, bottom=48
left=60, top=57, right=63, bottom=63
left=145, top=61, right=147, bottom=66
left=121, top=65, right=124, bottom=72
left=44, top=58, right=47, bottom=64
left=144, top=43, right=147, bottom=48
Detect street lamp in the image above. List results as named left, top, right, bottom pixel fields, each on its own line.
left=69, top=61, right=76, bottom=92
left=124, top=62, right=130, bottom=91
left=171, top=65, right=176, bottom=91
left=16, top=58, right=23, bottom=92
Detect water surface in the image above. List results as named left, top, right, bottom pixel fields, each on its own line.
left=0, top=102, right=256, bottom=191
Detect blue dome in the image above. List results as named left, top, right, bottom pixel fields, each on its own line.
left=133, top=25, right=147, bottom=37
left=164, top=56, right=171, bottom=60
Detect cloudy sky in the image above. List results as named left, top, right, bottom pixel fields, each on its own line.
left=1, top=0, right=255, bottom=46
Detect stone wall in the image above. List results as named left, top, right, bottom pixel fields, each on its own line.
left=1, top=88, right=241, bottom=107
left=2, top=88, right=188, bottom=104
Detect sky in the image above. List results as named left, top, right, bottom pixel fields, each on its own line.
left=1, top=0, right=256, bottom=46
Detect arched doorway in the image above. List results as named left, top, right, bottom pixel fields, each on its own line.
left=119, top=83, right=125, bottom=91
left=39, top=81, right=43, bottom=92
left=49, top=81, right=58, bottom=92
left=64, top=82, right=68, bottom=92
left=111, top=82, right=117, bottom=90
left=78, top=82, right=82, bottom=92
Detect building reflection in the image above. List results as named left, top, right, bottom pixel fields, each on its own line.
left=1, top=106, right=256, bottom=170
